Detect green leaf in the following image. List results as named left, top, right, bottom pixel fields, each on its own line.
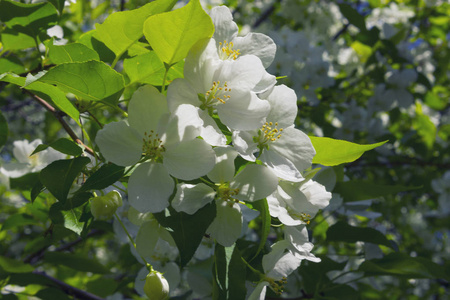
left=31, top=180, right=45, bottom=203
left=0, top=74, right=81, bottom=126
left=0, top=0, right=58, bottom=37
left=49, top=199, right=90, bottom=236
left=213, top=244, right=246, bottom=300
left=86, top=277, right=119, bottom=298
left=48, top=43, right=100, bottom=64
left=0, top=57, right=27, bottom=74
left=43, top=252, right=109, bottom=274
left=0, top=28, right=37, bottom=51
left=143, top=0, right=214, bottom=65
left=358, top=253, right=450, bottom=280
left=339, top=3, right=367, bottom=31
left=425, top=89, right=448, bottom=110
left=47, top=0, right=66, bottom=15
left=123, top=51, right=184, bottom=86
left=31, top=138, right=83, bottom=157
left=35, top=288, right=72, bottom=300
left=326, top=221, right=395, bottom=249
left=1, top=213, right=36, bottom=231
left=93, top=0, right=177, bottom=60
left=38, top=61, right=125, bottom=105
left=77, top=163, right=125, bottom=193
left=0, top=110, right=8, bottom=150
left=0, top=256, right=34, bottom=273
left=334, top=180, right=421, bottom=202
left=249, top=199, right=270, bottom=260
left=40, top=157, right=91, bottom=203
left=310, top=137, right=387, bottom=166
left=153, top=202, right=216, bottom=267
left=413, top=102, right=436, bottom=149
left=77, top=30, right=116, bottom=64
left=9, top=173, right=40, bottom=190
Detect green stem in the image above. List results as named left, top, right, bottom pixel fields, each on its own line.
left=161, top=63, right=171, bottom=93
left=114, top=212, right=151, bottom=270
left=241, top=257, right=263, bottom=277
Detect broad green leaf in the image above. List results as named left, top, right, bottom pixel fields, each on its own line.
left=35, top=288, right=72, bottom=300
left=94, top=0, right=177, bottom=60
left=326, top=221, right=395, bottom=249
left=358, top=253, right=450, bottom=280
left=0, top=28, right=36, bottom=50
left=143, top=0, right=214, bottom=65
left=334, top=181, right=421, bottom=202
left=38, top=61, right=125, bottom=105
left=86, top=277, right=119, bottom=298
left=49, top=202, right=87, bottom=235
left=77, top=163, right=125, bottom=193
left=77, top=30, right=116, bottom=64
left=299, top=257, right=348, bottom=295
left=413, top=102, right=436, bottom=149
left=48, top=43, right=100, bottom=64
left=40, top=157, right=91, bottom=203
left=339, top=3, right=367, bottom=31
left=213, top=244, right=246, bottom=300
left=43, top=252, right=109, bottom=274
left=351, top=40, right=373, bottom=63
left=310, top=137, right=387, bottom=166
left=0, top=110, right=8, bottom=150
left=0, top=0, right=58, bottom=37
left=30, top=180, right=45, bottom=203
left=123, top=51, right=184, bottom=86
left=0, top=256, right=34, bottom=273
left=249, top=198, right=270, bottom=261
left=1, top=213, right=36, bottom=231
left=0, top=57, right=26, bottom=74
left=425, top=88, right=448, bottom=110
left=0, top=74, right=81, bottom=126
left=9, top=173, right=39, bottom=190
left=153, top=202, right=216, bottom=267
left=48, top=0, right=66, bottom=15
left=31, top=138, right=83, bottom=157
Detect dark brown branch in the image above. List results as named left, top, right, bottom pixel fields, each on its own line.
left=33, top=271, right=105, bottom=300
left=23, top=90, right=95, bottom=157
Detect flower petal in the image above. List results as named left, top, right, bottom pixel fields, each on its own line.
left=231, top=164, right=278, bottom=202
left=207, top=146, right=238, bottom=183
left=164, top=139, right=215, bottom=180
left=210, top=6, right=238, bottom=46
left=128, top=162, right=174, bottom=213
left=260, top=149, right=303, bottom=182
left=233, top=33, right=276, bottom=68
left=207, top=199, right=242, bottom=247
left=163, top=104, right=203, bottom=147
left=172, top=183, right=216, bottom=215
left=167, top=78, right=201, bottom=112
left=262, top=85, right=298, bottom=128
left=198, top=110, right=227, bottom=146
left=232, top=130, right=258, bottom=162
left=95, top=120, right=143, bottom=166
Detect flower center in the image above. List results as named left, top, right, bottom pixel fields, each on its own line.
left=216, top=183, right=240, bottom=206
left=264, top=276, right=287, bottom=295
left=219, top=40, right=240, bottom=60
left=198, top=81, right=232, bottom=110
left=142, top=131, right=165, bottom=161
left=253, top=122, right=284, bottom=151
left=291, top=212, right=311, bottom=224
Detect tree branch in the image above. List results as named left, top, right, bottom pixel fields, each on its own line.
left=23, top=90, right=95, bottom=157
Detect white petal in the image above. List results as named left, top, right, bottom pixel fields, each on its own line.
left=0, top=163, right=32, bottom=178
left=262, top=240, right=301, bottom=279
left=172, top=183, right=216, bottom=214
left=12, top=139, right=41, bottom=163
left=167, top=78, right=200, bottom=112
left=163, top=104, right=203, bottom=147
left=198, top=110, right=227, bottom=146
left=260, top=149, right=303, bottom=182
left=300, top=180, right=332, bottom=211
left=207, top=199, right=242, bottom=247
left=215, top=55, right=264, bottom=93
left=95, top=121, right=143, bottom=166
left=136, top=220, right=160, bottom=258
left=164, top=139, right=215, bottom=180
left=263, top=85, right=298, bottom=128
left=207, top=146, right=238, bottom=183
left=128, top=85, right=169, bottom=136
left=248, top=281, right=269, bottom=300
left=128, top=162, right=174, bottom=213
left=252, top=70, right=276, bottom=94
left=270, top=127, right=315, bottom=174
left=210, top=6, right=238, bottom=46
left=231, top=164, right=278, bottom=202
left=218, top=92, right=270, bottom=130
left=232, top=130, right=258, bottom=162
left=233, top=33, right=276, bottom=68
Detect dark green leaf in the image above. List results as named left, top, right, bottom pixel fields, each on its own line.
left=47, top=0, right=66, bottom=15
left=0, top=0, right=58, bottom=37
left=30, top=179, right=45, bottom=203
left=339, top=3, right=367, bottom=31
left=327, top=221, right=395, bottom=249
left=94, top=0, right=177, bottom=60
left=77, top=30, right=116, bottom=64
left=35, top=288, right=72, bottom=300
left=154, top=202, right=216, bottom=267
left=43, top=252, right=109, bottom=274
left=358, top=253, right=450, bottom=280
left=0, top=110, right=8, bottom=150
left=48, top=43, right=100, bottom=64
left=31, top=138, right=83, bottom=157
left=38, top=61, right=125, bottom=105
left=86, top=277, right=118, bottom=298
left=249, top=199, right=270, bottom=261
left=0, top=57, right=26, bottom=74
left=0, top=256, right=34, bottom=273
left=1, top=213, right=36, bottom=231
left=9, top=173, right=39, bottom=190
left=77, top=163, right=125, bottom=193
left=334, top=181, right=421, bottom=202
left=40, top=157, right=91, bottom=203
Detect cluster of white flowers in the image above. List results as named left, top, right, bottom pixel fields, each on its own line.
left=95, top=6, right=331, bottom=298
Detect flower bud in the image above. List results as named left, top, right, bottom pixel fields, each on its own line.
left=143, top=271, right=169, bottom=300
left=90, top=190, right=122, bottom=220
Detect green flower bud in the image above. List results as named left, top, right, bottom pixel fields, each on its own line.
left=90, top=190, right=122, bottom=220
left=143, top=270, right=169, bottom=300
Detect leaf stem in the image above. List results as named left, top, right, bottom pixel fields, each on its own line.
left=161, top=63, right=171, bottom=93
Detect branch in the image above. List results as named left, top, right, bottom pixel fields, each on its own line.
left=23, top=90, right=95, bottom=157
left=253, top=0, right=280, bottom=28
left=33, top=271, right=106, bottom=300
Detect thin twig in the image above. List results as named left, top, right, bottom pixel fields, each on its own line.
left=23, top=90, right=95, bottom=157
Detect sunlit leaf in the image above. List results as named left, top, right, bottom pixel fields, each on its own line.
left=0, top=256, right=34, bottom=273
left=43, top=252, right=109, bottom=274
left=48, top=43, right=100, bottom=64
